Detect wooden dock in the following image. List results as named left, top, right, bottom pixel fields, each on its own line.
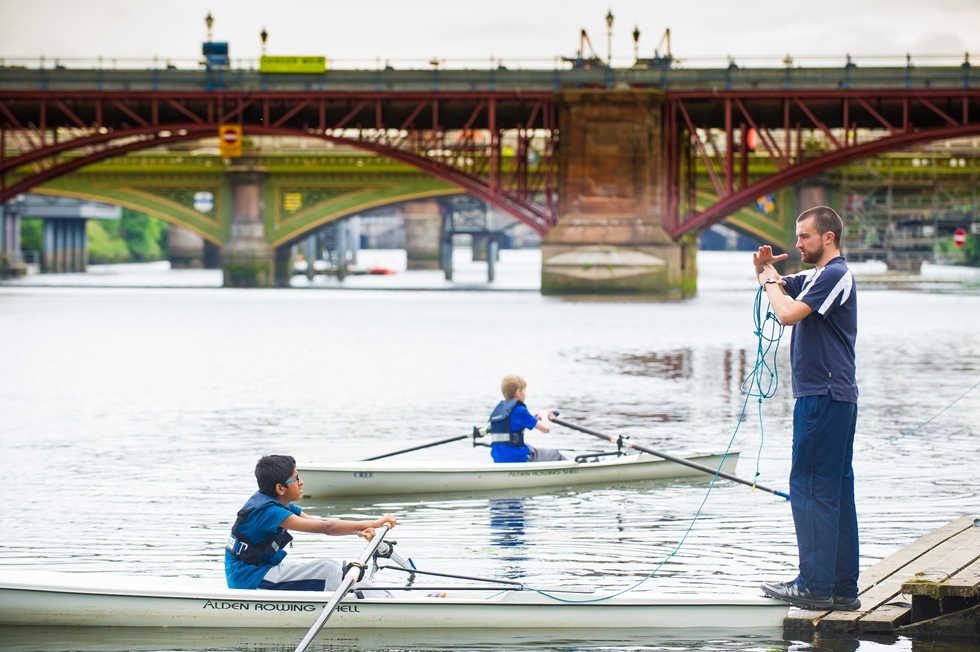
left=783, top=515, right=980, bottom=638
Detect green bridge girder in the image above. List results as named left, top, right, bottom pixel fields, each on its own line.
left=22, top=147, right=979, bottom=255
left=21, top=150, right=460, bottom=247
left=694, top=150, right=979, bottom=254
left=29, top=150, right=802, bottom=250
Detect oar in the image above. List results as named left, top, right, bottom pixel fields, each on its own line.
left=362, top=427, right=487, bottom=461
left=293, top=524, right=391, bottom=652
left=552, top=417, right=790, bottom=500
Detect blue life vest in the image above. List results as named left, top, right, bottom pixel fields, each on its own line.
left=489, top=399, right=525, bottom=446
left=226, top=492, right=293, bottom=566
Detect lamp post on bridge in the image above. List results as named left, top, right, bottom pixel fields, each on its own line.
left=260, top=27, right=268, bottom=55
left=205, top=12, right=213, bottom=41
left=605, top=9, right=614, bottom=66
left=632, top=26, right=640, bottom=62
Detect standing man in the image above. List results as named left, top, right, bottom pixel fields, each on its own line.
left=754, top=206, right=861, bottom=611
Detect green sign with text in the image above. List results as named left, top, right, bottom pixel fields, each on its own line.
left=259, top=56, right=327, bottom=74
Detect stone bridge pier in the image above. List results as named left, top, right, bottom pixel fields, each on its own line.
left=220, top=159, right=274, bottom=287
left=542, top=89, right=696, bottom=296
left=401, top=200, right=443, bottom=270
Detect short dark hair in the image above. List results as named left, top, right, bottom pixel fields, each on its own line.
left=797, top=206, right=843, bottom=248
left=255, top=454, right=296, bottom=496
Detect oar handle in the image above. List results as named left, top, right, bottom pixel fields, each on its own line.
left=293, top=525, right=391, bottom=652
left=552, top=418, right=790, bottom=500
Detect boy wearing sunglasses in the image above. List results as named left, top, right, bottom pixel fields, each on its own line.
left=225, top=454, right=396, bottom=593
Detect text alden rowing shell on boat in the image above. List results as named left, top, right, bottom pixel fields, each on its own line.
left=202, top=600, right=361, bottom=613
left=506, top=468, right=580, bottom=477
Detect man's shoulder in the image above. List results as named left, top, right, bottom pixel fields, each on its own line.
left=808, top=257, right=854, bottom=288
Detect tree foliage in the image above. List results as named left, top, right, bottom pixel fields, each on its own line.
left=936, top=232, right=980, bottom=266
left=85, top=209, right=169, bottom=263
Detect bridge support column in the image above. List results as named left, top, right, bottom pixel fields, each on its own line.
left=401, top=200, right=442, bottom=270
left=471, top=233, right=500, bottom=262
left=0, top=209, right=12, bottom=276
left=43, top=218, right=81, bottom=273
left=273, top=244, right=293, bottom=287
left=71, top=219, right=87, bottom=272
left=542, top=89, right=695, bottom=296
left=220, top=160, right=274, bottom=287
left=168, top=225, right=204, bottom=269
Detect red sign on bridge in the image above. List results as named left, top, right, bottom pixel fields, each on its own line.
left=218, top=125, right=243, bottom=158
left=953, top=228, right=967, bottom=248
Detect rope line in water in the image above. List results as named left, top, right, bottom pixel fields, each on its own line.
left=858, top=377, right=980, bottom=452
left=519, top=287, right=786, bottom=604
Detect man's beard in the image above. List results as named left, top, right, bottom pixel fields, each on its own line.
left=801, top=243, right=824, bottom=264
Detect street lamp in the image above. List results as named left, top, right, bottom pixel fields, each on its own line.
left=632, top=25, right=640, bottom=61
left=605, top=9, right=614, bottom=66
left=260, top=27, right=268, bottom=55
left=205, top=12, right=213, bottom=41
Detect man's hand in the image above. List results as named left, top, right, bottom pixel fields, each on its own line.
left=753, top=246, right=789, bottom=275
left=757, top=263, right=783, bottom=288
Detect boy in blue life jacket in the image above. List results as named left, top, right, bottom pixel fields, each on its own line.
left=225, top=454, right=396, bottom=594
left=488, top=374, right=563, bottom=463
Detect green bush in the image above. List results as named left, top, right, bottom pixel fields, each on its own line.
left=20, top=219, right=42, bottom=252
left=936, top=232, right=979, bottom=266
left=87, top=220, right=131, bottom=263
left=119, top=209, right=168, bottom=262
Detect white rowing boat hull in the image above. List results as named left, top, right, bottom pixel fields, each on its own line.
left=0, top=570, right=786, bottom=630
left=298, top=450, right=739, bottom=497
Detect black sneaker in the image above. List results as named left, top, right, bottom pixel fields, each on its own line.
left=761, top=580, right=834, bottom=609
left=831, top=595, right=862, bottom=611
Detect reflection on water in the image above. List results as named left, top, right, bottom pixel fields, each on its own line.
left=489, top=497, right=528, bottom=552
left=1, top=251, right=978, bottom=652
left=5, top=625, right=980, bottom=652
left=602, top=349, right=695, bottom=380
left=0, top=625, right=793, bottom=652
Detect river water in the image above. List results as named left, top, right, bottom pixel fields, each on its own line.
left=0, top=250, right=978, bottom=652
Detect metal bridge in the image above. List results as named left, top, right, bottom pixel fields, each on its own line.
left=2, top=61, right=979, bottom=241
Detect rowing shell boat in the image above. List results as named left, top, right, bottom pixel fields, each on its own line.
left=298, top=450, right=739, bottom=498
left=0, top=570, right=787, bottom=630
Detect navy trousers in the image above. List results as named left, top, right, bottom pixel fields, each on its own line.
left=790, top=394, right=859, bottom=598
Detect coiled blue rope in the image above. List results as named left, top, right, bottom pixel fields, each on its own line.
left=740, top=286, right=785, bottom=488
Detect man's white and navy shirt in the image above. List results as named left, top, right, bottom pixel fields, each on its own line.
left=780, top=256, right=858, bottom=403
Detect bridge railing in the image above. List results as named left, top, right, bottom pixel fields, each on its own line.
left=0, top=52, right=973, bottom=71
left=1, top=59, right=976, bottom=92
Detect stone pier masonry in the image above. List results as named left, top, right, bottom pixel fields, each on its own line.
left=542, top=90, right=696, bottom=296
